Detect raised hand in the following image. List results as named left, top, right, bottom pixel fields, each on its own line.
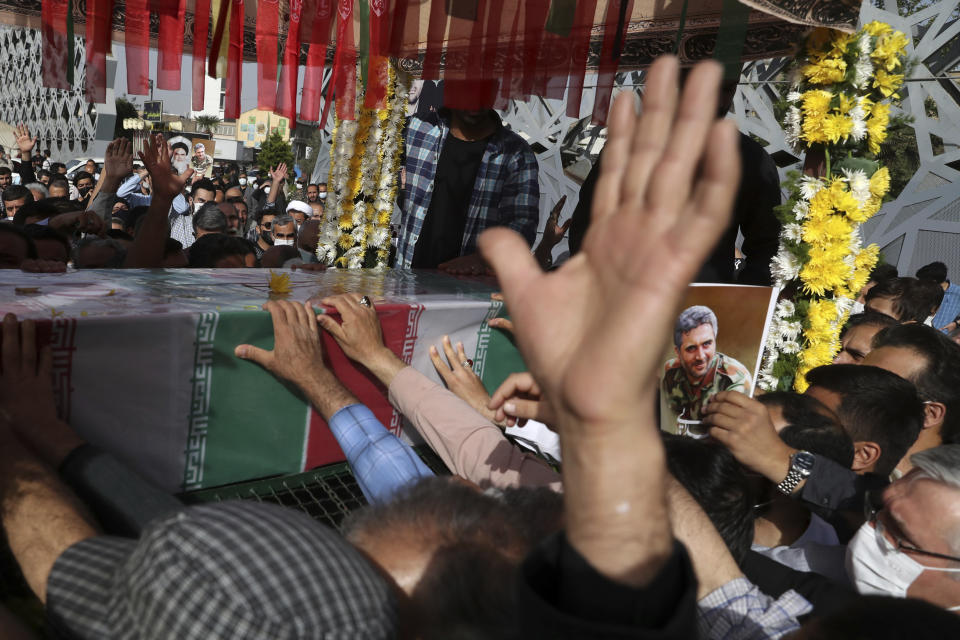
left=103, top=137, right=133, bottom=180
left=477, top=56, right=740, bottom=587
left=534, top=195, right=571, bottom=268
left=478, top=58, right=739, bottom=435
left=138, top=133, right=193, bottom=202
left=270, top=163, right=289, bottom=184
left=15, top=124, right=37, bottom=157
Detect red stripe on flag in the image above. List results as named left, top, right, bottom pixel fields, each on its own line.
left=224, top=0, right=243, bottom=118
left=155, top=0, right=187, bottom=90
left=192, top=0, right=211, bottom=110
left=256, top=0, right=280, bottom=110
left=125, top=0, right=151, bottom=95
left=42, top=0, right=71, bottom=90
left=303, top=304, right=418, bottom=470
left=422, top=0, right=447, bottom=80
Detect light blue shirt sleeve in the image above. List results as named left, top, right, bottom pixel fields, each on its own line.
left=327, top=403, right=435, bottom=503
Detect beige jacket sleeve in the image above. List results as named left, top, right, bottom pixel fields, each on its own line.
left=387, top=366, right=561, bottom=492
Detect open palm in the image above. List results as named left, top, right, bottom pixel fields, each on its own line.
left=479, top=58, right=741, bottom=433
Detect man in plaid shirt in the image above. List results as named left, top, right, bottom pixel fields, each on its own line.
left=397, top=107, right=540, bottom=272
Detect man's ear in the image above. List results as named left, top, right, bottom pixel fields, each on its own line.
left=852, top=441, right=882, bottom=474
left=922, top=401, right=946, bottom=431
left=674, top=345, right=681, bottom=359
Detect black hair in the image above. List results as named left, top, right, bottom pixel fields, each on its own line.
left=840, top=311, right=898, bottom=339
left=106, top=229, right=134, bottom=242
left=49, top=162, right=66, bottom=174
left=868, top=262, right=898, bottom=283
left=805, top=364, right=924, bottom=476
left=801, top=595, right=960, bottom=639
left=2, top=185, right=32, bottom=203
left=866, top=277, right=931, bottom=323
left=916, top=261, right=948, bottom=284
left=48, top=176, right=70, bottom=192
left=0, top=166, right=11, bottom=176
left=22, top=225, right=71, bottom=262
left=0, top=224, right=38, bottom=260
left=125, top=205, right=150, bottom=236
left=72, top=170, right=94, bottom=185
left=872, top=323, right=960, bottom=445
left=779, top=424, right=855, bottom=469
left=164, top=237, right=184, bottom=257
left=187, top=233, right=251, bottom=267
left=913, top=277, right=945, bottom=317
left=171, top=141, right=189, bottom=153
left=193, top=202, right=228, bottom=233
left=192, top=178, right=217, bottom=195
left=662, top=435, right=755, bottom=563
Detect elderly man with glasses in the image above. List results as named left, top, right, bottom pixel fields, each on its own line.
left=847, top=445, right=960, bottom=610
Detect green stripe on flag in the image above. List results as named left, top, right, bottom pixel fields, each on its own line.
left=186, top=311, right=311, bottom=490
left=474, top=299, right=527, bottom=394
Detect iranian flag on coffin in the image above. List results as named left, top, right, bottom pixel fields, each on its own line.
left=41, top=297, right=523, bottom=493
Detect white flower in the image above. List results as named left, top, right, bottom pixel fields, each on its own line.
left=369, top=226, right=390, bottom=248
left=787, top=91, right=803, bottom=104
left=850, top=97, right=868, bottom=142
left=781, top=320, right=803, bottom=343
left=772, top=249, right=802, bottom=287
left=352, top=209, right=365, bottom=228
left=782, top=223, right=803, bottom=244
left=835, top=296, right=855, bottom=317
left=792, top=199, right=810, bottom=221
left=316, top=242, right=337, bottom=264
left=799, top=176, right=824, bottom=201
left=780, top=340, right=801, bottom=355
left=843, top=168, right=871, bottom=207
left=759, top=372, right=781, bottom=392
left=351, top=226, right=367, bottom=243
left=775, top=299, right=796, bottom=319
left=785, top=106, right=803, bottom=148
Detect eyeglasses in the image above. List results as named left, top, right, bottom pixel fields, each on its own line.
left=864, top=492, right=960, bottom=564
left=262, top=221, right=272, bottom=230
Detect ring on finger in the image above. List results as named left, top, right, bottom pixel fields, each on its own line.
left=461, top=359, right=473, bottom=369
left=359, top=295, right=371, bottom=308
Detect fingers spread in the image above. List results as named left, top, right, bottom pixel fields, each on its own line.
left=644, top=60, right=722, bottom=217
left=441, top=335, right=459, bottom=368
left=590, top=91, right=638, bottom=223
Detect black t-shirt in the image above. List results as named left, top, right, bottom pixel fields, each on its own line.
left=411, top=134, right=488, bottom=268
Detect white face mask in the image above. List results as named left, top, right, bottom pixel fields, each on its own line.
left=193, top=201, right=205, bottom=214
left=239, top=178, right=247, bottom=186
left=262, top=185, right=271, bottom=195
left=273, top=238, right=294, bottom=247
left=846, top=519, right=960, bottom=597
left=318, top=192, right=327, bottom=200
left=852, top=300, right=865, bottom=315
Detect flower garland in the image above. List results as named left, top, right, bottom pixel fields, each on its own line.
left=759, top=21, right=908, bottom=393
left=317, top=60, right=408, bottom=268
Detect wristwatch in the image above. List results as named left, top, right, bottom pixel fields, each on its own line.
left=776, top=451, right=816, bottom=496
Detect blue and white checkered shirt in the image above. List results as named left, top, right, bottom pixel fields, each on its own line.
left=697, top=577, right=812, bottom=639
left=932, top=282, right=960, bottom=332
left=395, top=111, right=540, bottom=268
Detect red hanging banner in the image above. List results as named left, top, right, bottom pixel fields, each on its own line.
left=421, top=0, right=447, bottom=80
left=300, top=0, right=333, bottom=121
left=125, top=0, right=151, bottom=95
left=256, top=0, right=280, bottom=110
left=325, top=0, right=356, bottom=121
left=208, top=0, right=232, bottom=77
left=41, top=0, right=71, bottom=89
left=363, top=0, right=392, bottom=109
left=153, top=0, right=187, bottom=90
left=277, top=0, right=305, bottom=123
left=224, top=0, right=244, bottom=118
left=192, top=0, right=211, bottom=110
left=520, top=0, right=550, bottom=99
left=84, top=0, right=114, bottom=103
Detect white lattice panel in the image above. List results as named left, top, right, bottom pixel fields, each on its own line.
left=0, top=25, right=116, bottom=163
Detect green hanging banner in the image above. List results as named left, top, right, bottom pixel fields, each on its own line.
left=713, top=0, right=751, bottom=83
left=545, top=0, right=577, bottom=38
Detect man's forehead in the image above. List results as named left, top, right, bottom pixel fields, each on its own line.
left=681, top=323, right=715, bottom=342
left=863, top=345, right=926, bottom=381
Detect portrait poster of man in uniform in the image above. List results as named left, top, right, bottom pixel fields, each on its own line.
left=659, top=286, right=778, bottom=436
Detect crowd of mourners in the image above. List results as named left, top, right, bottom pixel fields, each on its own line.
left=3, top=57, right=960, bottom=639
left=0, top=126, right=329, bottom=271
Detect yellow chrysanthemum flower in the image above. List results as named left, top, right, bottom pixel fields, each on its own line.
left=873, top=69, right=904, bottom=98
left=803, top=58, right=847, bottom=85
left=869, top=167, right=890, bottom=198
left=830, top=32, right=858, bottom=57
left=864, top=21, right=892, bottom=37
left=802, top=90, right=834, bottom=117
left=338, top=234, right=354, bottom=250
left=822, top=113, right=854, bottom=143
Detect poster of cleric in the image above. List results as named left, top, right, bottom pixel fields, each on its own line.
left=659, top=285, right=778, bottom=437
